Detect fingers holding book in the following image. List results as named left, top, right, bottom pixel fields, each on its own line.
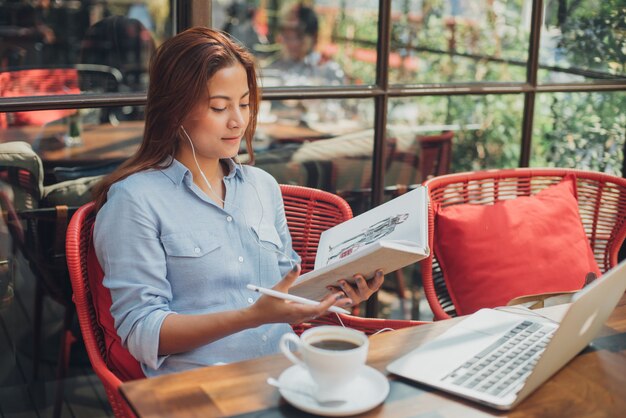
left=326, top=269, right=384, bottom=307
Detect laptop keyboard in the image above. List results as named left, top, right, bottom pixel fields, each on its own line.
left=442, top=320, right=556, bottom=398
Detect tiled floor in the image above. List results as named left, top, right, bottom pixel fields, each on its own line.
left=0, top=257, right=432, bottom=417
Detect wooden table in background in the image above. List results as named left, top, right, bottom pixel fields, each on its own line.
left=120, top=294, right=626, bottom=418
left=257, top=121, right=332, bottom=143
left=0, top=121, right=144, bottom=166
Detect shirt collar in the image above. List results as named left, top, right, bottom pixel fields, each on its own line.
left=160, top=157, right=244, bottom=185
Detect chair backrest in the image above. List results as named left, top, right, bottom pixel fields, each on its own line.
left=418, top=130, right=453, bottom=180
left=391, top=131, right=453, bottom=188
left=65, top=202, right=137, bottom=418
left=422, top=168, right=626, bottom=320
left=279, top=184, right=353, bottom=273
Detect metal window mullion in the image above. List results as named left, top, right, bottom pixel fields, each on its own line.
left=179, top=0, right=210, bottom=32
left=372, top=0, right=392, bottom=209
left=520, top=0, right=543, bottom=168
left=4, top=82, right=624, bottom=114
left=365, top=0, right=392, bottom=319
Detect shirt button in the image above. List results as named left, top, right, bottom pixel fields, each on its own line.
left=194, top=247, right=201, bottom=254
left=247, top=297, right=254, bottom=304
left=226, top=216, right=233, bottom=222
left=238, top=256, right=244, bottom=263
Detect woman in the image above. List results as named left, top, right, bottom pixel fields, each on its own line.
left=93, top=27, right=383, bottom=377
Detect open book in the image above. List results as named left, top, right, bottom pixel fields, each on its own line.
left=290, top=186, right=429, bottom=301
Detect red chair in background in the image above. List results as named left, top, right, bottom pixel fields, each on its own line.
left=392, top=130, right=454, bottom=187
left=422, top=168, right=626, bottom=320
left=417, top=130, right=453, bottom=181
left=280, top=184, right=353, bottom=275
left=66, top=185, right=426, bottom=416
left=0, top=69, right=80, bottom=128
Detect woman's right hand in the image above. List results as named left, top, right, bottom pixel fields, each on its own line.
left=247, top=265, right=352, bottom=325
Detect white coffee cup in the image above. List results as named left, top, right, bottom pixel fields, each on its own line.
left=279, top=326, right=369, bottom=402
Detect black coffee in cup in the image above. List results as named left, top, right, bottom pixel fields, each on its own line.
left=311, top=339, right=360, bottom=351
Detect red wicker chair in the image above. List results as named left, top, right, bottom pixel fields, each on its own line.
left=280, top=184, right=427, bottom=330
left=66, top=186, right=426, bottom=416
left=66, top=202, right=137, bottom=418
left=422, top=168, right=626, bottom=320
left=280, top=184, right=353, bottom=277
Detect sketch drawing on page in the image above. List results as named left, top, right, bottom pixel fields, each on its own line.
left=326, top=213, right=410, bottom=264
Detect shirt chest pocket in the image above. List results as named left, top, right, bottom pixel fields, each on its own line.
left=250, top=222, right=283, bottom=251
left=160, top=230, right=223, bottom=309
left=161, top=231, right=221, bottom=262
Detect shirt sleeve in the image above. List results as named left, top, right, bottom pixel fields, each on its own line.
left=94, top=182, right=174, bottom=370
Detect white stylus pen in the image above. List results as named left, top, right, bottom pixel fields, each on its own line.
left=246, top=284, right=351, bottom=315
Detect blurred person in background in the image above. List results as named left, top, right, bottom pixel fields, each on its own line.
left=127, top=1, right=154, bottom=32
left=79, top=15, right=156, bottom=123
left=262, top=3, right=348, bottom=126
left=265, top=2, right=345, bottom=86
left=222, top=0, right=268, bottom=54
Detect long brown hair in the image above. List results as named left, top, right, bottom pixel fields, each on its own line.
left=93, top=27, right=260, bottom=210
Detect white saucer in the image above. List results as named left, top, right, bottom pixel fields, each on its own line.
left=276, top=365, right=389, bottom=417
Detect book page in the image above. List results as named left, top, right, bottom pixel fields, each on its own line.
left=314, top=187, right=427, bottom=270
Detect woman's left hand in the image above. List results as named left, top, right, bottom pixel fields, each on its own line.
left=327, top=269, right=384, bottom=307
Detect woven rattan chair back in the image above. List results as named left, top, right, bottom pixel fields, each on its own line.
left=422, top=168, right=626, bottom=320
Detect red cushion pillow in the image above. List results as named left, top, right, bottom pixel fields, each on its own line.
left=87, top=229, right=144, bottom=381
left=433, top=175, right=600, bottom=316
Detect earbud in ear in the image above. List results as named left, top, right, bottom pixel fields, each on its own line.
left=181, top=125, right=199, bottom=150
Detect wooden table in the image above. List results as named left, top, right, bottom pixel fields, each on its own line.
left=257, top=121, right=332, bottom=143
left=120, top=294, right=626, bottom=417
left=0, top=121, right=144, bottom=166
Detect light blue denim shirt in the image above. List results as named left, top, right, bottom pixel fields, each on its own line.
left=94, top=158, right=300, bottom=377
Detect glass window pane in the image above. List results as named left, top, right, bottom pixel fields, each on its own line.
left=531, top=92, right=625, bottom=176
left=0, top=179, right=15, bottom=313
left=539, top=0, right=626, bottom=83
left=213, top=0, right=378, bottom=86
left=387, top=94, right=524, bottom=184
left=0, top=1, right=173, bottom=98
left=251, top=98, right=375, bottom=214
left=389, top=0, right=530, bottom=84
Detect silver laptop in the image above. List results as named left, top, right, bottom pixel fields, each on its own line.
left=387, top=260, right=626, bottom=410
